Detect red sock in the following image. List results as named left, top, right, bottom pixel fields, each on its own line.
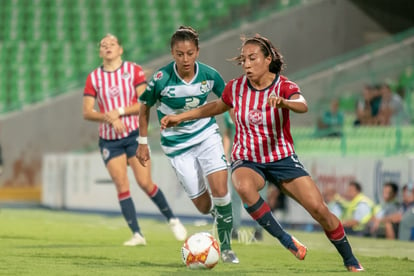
left=325, top=221, right=345, bottom=241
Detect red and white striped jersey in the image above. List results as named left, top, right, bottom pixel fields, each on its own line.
left=221, top=74, right=301, bottom=163
left=83, top=61, right=146, bottom=140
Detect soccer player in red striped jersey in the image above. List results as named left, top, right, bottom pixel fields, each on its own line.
left=83, top=34, right=187, bottom=246
left=161, top=34, right=364, bottom=272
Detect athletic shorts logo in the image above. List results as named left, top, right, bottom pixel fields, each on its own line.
left=108, top=86, right=120, bottom=97
left=154, top=71, right=163, bottom=81
left=248, top=110, right=263, bottom=125
left=102, top=148, right=110, bottom=160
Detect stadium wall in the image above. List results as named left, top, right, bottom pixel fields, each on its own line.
left=0, top=0, right=387, bottom=190
left=42, top=152, right=414, bottom=224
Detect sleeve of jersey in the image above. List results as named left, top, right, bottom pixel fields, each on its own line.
left=133, top=64, right=147, bottom=87
left=212, top=71, right=226, bottom=97
left=221, top=81, right=234, bottom=108
left=138, top=76, right=157, bottom=107
left=83, top=74, right=96, bottom=97
left=281, top=80, right=301, bottom=99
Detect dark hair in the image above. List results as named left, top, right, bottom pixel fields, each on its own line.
left=170, top=26, right=199, bottom=49
left=384, top=181, right=399, bottom=195
left=349, top=181, right=362, bottom=192
left=233, top=34, right=285, bottom=74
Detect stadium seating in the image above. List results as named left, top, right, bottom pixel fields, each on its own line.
left=0, top=0, right=308, bottom=114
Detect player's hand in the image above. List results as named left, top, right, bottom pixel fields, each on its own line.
left=160, top=115, right=181, bottom=130
left=104, top=109, right=122, bottom=124
left=136, top=144, right=150, bottom=167
left=112, top=119, right=126, bottom=134
left=267, top=93, right=287, bottom=108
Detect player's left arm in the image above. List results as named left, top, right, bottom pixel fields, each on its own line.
left=267, top=81, right=308, bottom=113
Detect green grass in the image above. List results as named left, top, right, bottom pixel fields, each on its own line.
left=0, top=208, right=413, bottom=275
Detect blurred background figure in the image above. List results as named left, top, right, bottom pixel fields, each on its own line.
left=354, top=84, right=382, bottom=126
left=398, top=183, right=414, bottom=241
left=83, top=33, right=186, bottom=246
left=322, top=184, right=345, bottom=219
left=341, top=181, right=375, bottom=236
left=0, top=142, right=3, bottom=176
left=377, top=83, right=409, bottom=126
left=316, top=98, right=344, bottom=137
left=369, top=181, right=401, bottom=239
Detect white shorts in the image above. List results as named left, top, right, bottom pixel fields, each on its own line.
left=168, top=132, right=227, bottom=199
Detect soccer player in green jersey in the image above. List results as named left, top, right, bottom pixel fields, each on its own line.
left=136, top=26, right=239, bottom=264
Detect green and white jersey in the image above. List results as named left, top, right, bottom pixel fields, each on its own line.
left=139, top=61, right=225, bottom=157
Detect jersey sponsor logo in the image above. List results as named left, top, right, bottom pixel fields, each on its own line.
left=154, top=71, right=163, bottom=81
left=122, top=72, right=130, bottom=80
left=102, top=148, right=110, bottom=160
left=286, top=81, right=299, bottom=90
left=184, top=97, right=200, bottom=110
left=108, top=86, right=120, bottom=97
left=167, top=87, right=176, bottom=97
left=200, top=80, right=210, bottom=94
left=248, top=110, right=263, bottom=125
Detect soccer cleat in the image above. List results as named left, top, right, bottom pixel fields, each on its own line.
left=221, top=249, right=240, bottom=264
left=346, top=263, right=364, bottom=272
left=289, top=236, right=307, bottom=260
left=123, top=232, right=147, bottom=246
left=169, top=218, right=187, bottom=241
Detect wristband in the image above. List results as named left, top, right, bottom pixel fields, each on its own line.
left=137, top=136, right=148, bottom=144
left=118, top=107, right=125, bottom=116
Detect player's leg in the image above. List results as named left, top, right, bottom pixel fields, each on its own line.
left=127, top=136, right=186, bottom=241
left=281, top=175, right=363, bottom=271
left=229, top=175, right=242, bottom=239
left=103, top=140, right=145, bottom=246
left=197, top=134, right=239, bottom=264
left=231, top=164, right=306, bottom=260
left=253, top=182, right=268, bottom=241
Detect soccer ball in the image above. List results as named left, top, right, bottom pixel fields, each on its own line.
left=181, top=232, right=220, bottom=269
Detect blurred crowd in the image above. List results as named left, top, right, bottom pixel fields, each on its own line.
left=315, top=66, right=413, bottom=138
left=353, top=82, right=410, bottom=127
left=322, top=181, right=414, bottom=241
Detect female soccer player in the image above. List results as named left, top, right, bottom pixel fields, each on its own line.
left=136, top=26, right=239, bottom=264
left=83, top=33, right=186, bottom=246
left=160, top=34, right=364, bottom=272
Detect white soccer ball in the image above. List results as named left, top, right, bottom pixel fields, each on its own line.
left=181, top=232, right=220, bottom=269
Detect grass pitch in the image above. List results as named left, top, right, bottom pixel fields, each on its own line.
left=0, top=207, right=413, bottom=275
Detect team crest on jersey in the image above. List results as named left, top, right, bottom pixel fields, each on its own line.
left=108, top=86, right=120, bottom=97
left=153, top=71, right=163, bottom=81
left=199, top=81, right=210, bottom=94
left=248, top=110, right=263, bottom=125
left=102, top=148, right=110, bottom=161
left=122, top=72, right=130, bottom=79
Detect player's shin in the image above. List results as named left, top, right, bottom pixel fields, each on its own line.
left=211, top=194, right=233, bottom=251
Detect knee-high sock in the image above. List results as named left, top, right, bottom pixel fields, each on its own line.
left=119, top=191, right=141, bottom=234
left=245, top=197, right=293, bottom=249
left=148, top=184, right=174, bottom=221
left=212, top=194, right=233, bottom=251
left=325, top=222, right=359, bottom=266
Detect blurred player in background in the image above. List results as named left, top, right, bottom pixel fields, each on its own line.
left=136, top=26, right=239, bottom=264
left=83, top=33, right=186, bottom=246
left=161, top=34, right=364, bottom=272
